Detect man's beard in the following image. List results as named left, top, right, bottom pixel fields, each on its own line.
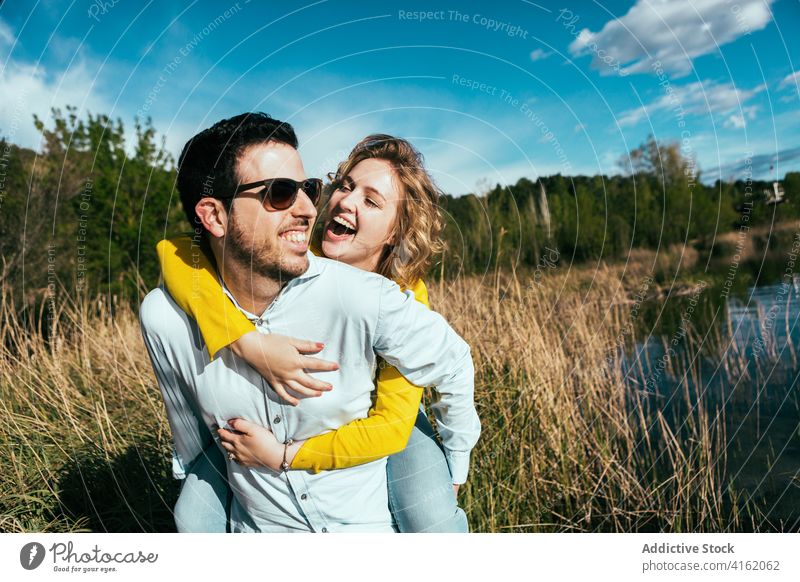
left=224, top=212, right=306, bottom=284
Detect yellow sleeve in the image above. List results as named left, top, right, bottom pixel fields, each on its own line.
left=291, top=279, right=430, bottom=472
left=156, top=236, right=255, bottom=359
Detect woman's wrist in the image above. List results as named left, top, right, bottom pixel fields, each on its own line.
left=282, top=439, right=305, bottom=470
left=229, top=330, right=259, bottom=359
left=260, top=437, right=304, bottom=471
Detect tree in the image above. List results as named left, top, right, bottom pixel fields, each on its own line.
left=2, top=107, right=186, bottom=309
left=621, top=134, right=697, bottom=187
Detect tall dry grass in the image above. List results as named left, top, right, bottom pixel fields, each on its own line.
left=439, top=267, right=737, bottom=532
left=0, top=268, right=747, bottom=532
left=0, top=292, right=176, bottom=532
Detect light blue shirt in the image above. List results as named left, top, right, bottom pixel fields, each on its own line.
left=139, top=252, right=480, bottom=532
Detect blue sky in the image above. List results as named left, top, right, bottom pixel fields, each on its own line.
left=1, top=0, right=799, bottom=194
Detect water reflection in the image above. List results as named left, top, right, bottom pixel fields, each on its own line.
left=625, top=279, right=800, bottom=531
left=726, top=276, right=800, bottom=368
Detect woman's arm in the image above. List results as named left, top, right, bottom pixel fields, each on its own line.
left=156, top=236, right=253, bottom=359
left=290, top=363, right=423, bottom=471
left=218, top=365, right=422, bottom=472
left=218, top=280, right=433, bottom=472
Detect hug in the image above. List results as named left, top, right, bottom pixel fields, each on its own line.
left=140, top=112, right=481, bottom=532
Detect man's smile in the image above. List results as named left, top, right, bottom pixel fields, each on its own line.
left=279, top=224, right=310, bottom=251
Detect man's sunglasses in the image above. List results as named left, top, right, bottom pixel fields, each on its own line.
left=217, top=177, right=323, bottom=210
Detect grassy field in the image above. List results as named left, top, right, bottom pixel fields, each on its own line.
left=0, top=265, right=759, bottom=532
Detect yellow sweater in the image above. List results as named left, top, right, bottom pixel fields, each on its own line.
left=156, top=236, right=425, bottom=472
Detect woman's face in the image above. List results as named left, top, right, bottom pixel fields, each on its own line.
left=321, top=158, right=401, bottom=272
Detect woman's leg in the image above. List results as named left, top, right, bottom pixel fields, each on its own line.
left=173, top=443, right=231, bottom=533
left=387, top=409, right=469, bottom=532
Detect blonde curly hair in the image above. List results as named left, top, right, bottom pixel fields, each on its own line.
left=330, top=134, right=445, bottom=289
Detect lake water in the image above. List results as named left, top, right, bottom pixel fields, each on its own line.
left=625, top=277, right=800, bottom=531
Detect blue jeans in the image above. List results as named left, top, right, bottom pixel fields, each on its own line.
left=173, top=410, right=468, bottom=533
left=173, top=445, right=230, bottom=533
left=387, top=410, right=469, bottom=532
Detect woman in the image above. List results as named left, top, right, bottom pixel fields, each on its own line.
left=159, top=134, right=473, bottom=533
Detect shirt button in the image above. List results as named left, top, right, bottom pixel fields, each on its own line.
left=273, top=416, right=281, bottom=424
left=321, top=527, right=328, bottom=533
left=300, top=494, right=307, bottom=500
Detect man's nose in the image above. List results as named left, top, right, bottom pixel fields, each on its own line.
left=293, top=188, right=318, bottom=219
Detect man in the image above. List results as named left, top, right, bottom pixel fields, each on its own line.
left=140, top=112, right=479, bottom=532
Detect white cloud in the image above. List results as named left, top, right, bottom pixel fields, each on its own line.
left=723, top=105, right=758, bottom=129
left=0, top=18, right=15, bottom=49
left=529, top=48, right=552, bottom=62
left=0, top=54, right=113, bottom=149
left=724, top=113, right=746, bottom=129
left=778, top=70, right=800, bottom=90
left=617, top=80, right=764, bottom=127
left=569, top=0, right=774, bottom=77
left=723, top=106, right=758, bottom=129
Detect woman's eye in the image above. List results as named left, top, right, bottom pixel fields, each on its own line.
left=365, top=198, right=379, bottom=208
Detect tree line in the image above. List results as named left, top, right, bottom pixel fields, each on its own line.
left=2, top=107, right=798, bottom=309
left=440, top=146, right=800, bottom=276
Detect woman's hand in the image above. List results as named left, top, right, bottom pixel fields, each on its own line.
left=217, top=418, right=284, bottom=470
left=230, top=331, right=339, bottom=406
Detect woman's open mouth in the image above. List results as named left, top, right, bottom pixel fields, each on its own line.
left=325, top=215, right=357, bottom=242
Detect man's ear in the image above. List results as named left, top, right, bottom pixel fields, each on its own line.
left=195, top=198, right=229, bottom=238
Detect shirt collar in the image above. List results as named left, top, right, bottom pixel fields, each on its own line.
left=219, top=250, right=321, bottom=321
left=299, top=250, right=322, bottom=280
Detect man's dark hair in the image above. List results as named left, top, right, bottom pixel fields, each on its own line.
left=176, top=112, right=299, bottom=230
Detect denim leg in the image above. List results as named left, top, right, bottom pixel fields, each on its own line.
left=387, top=409, right=469, bottom=533
left=173, top=443, right=231, bottom=533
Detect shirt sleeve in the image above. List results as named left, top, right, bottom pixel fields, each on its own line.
left=139, top=288, right=214, bottom=479
left=372, top=278, right=481, bottom=484
left=290, top=280, right=431, bottom=472
left=157, top=236, right=255, bottom=359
